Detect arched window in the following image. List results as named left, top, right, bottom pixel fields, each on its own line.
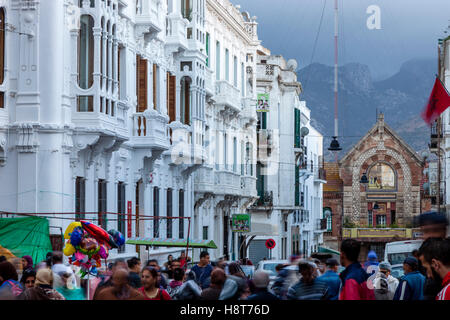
left=180, top=77, right=191, bottom=125
left=367, top=162, right=397, bottom=191
left=78, top=15, right=94, bottom=90
left=324, top=207, right=332, bottom=232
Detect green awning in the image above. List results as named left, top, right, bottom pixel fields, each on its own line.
left=318, top=246, right=341, bottom=256
left=0, top=216, right=53, bottom=265
left=126, top=237, right=218, bottom=249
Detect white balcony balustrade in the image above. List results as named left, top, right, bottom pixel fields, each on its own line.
left=215, top=80, right=241, bottom=112
left=132, top=109, right=170, bottom=151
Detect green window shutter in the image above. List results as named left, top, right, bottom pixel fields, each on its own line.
left=295, top=108, right=300, bottom=148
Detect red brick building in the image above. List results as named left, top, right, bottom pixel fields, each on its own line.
left=323, top=114, right=425, bottom=259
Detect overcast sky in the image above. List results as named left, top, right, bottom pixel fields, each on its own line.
left=231, top=0, right=450, bottom=79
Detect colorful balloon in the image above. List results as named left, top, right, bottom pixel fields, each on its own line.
left=63, top=243, right=76, bottom=256
left=80, top=220, right=111, bottom=245
left=108, top=229, right=125, bottom=247
left=69, top=227, right=83, bottom=247
left=64, top=222, right=82, bottom=239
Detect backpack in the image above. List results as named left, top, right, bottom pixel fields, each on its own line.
left=7, top=281, right=23, bottom=297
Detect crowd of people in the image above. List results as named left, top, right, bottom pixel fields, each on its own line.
left=0, top=211, right=448, bottom=300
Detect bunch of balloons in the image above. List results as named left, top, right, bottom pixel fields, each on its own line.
left=63, top=220, right=125, bottom=278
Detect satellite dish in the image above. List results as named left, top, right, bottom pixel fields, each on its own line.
left=300, top=127, right=309, bottom=137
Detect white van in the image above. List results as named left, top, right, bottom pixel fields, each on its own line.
left=384, top=240, right=423, bottom=265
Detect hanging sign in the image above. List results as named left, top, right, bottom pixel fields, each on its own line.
left=231, top=214, right=251, bottom=233
left=256, top=93, right=270, bottom=112
left=127, top=201, right=132, bottom=238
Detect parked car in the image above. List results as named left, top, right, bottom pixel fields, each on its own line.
left=384, top=240, right=423, bottom=265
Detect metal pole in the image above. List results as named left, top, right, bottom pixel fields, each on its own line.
left=334, top=0, right=339, bottom=138
left=185, top=218, right=191, bottom=270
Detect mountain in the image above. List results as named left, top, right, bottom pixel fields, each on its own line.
left=298, top=59, right=436, bottom=160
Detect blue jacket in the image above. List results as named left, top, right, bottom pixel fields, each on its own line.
left=318, top=270, right=341, bottom=300
left=393, top=271, right=425, bottom=300
left=191, top=264, right=213, bottom=289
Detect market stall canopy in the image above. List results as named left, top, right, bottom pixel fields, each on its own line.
left=0, top=216, right=53, bottom=265
left=126, top=237, right=218, bottom=249
left=318, top=246, right=341, bottom=256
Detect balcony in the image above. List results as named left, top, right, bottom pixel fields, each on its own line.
left=256, top=64, right=276, bottom=82
left=240, top=176, right=258, bottom=198
left=165, top=13, right=188, bottom=52
left=166, top=121, right=192, bottom=165
left=135, top=0, right=162, bottom=41
left=314, top=168, right=327, bottom=184
left=342, top=228, right=422, bottom=241
left=194, top=166, right=215, bottom=194
left=215, top=80, right=241, bottom=112
left=254, top=191, right=273, bottom=207
left=242, top=98, right=258, bottom=126
left=131, top=109, right=170, bottom=151
left=214, top=170, right=241, bottom=196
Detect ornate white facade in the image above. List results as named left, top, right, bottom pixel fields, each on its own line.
left=0, top=0, right=326, bottom=263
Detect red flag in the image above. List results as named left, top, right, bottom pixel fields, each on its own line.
left=422, top=77, right=450, bottom=125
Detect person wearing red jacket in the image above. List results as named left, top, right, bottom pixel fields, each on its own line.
left=339, top=239, right=375, bottom=300
left=418, top=237, right=450, bottom=300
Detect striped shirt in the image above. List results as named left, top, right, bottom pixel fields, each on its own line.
left=287, top=279, right=329, bottom=300
left=436, top=272, right=450, bottom=300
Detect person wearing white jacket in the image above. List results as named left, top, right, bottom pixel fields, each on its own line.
left=373, top=261, right=399, bottom=300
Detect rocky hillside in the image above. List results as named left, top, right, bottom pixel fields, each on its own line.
left=298, top=59, right=436, bottom=160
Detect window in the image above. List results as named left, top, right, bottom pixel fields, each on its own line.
left=181, top=0, right=192, bottom=20
left=376, top=215, right=386, bottom=227
left=216, top=41, right=220, bottom=80
left=295, top=109, right=301, bottom=148
left=368, top=163, right=396, bottom=190
left=391, top=210, right=396, bottom=224
left=180, top=77, right=191, bottom=125
left=98, top=179, right=107, bottom=229
left=241, top=141, right=245, bottom=175
left=233, top=137, right=237, bottom=173
left=206, top=33, right=210, bottom=67
left=241, top=62, right=245, bottom=96
left=225, top=49, right=229, bottom=81
left=215, top=133, right=220, bottom=170
left=75, top=177, right=85, bottom=221
left=223, top=133, right=227, bottom=170
left=368, top=210, right=373, bottom=227
left=233, top=56, right=237, bottom=87
left=153, top=187, right=160, bottom=238
left=78, top=15, right=94, bottom=90
left=179, top=190, right=184, bottom=238
left=167, top=72, right=176, bottom=122
left=153, top=64, right=158, bottom=110
left=203, top=226, right=208, bottom=240
left=77, top=96, right=93, bottom=112
left=136, top=55, right=148, bottom=112
left=167, top=189, right=173, bottom=239
left=117, top=182, right=126, bottom=252
left=246, top=142, right=253, bottom=176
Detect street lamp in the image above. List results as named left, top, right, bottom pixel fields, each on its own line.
left=328, top=136, right=342, bottom=152
left=360, top=172, right=369, bottom=185
left=373, top=202, right=380, bottom=210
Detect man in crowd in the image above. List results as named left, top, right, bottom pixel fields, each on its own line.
left=127, top=257, right=142, bottom=288
left=201, top=268, right=226, bottom=300
left=146, top=259, right=168, bottom=289
left=417, top=211, right=449, bottom=300
left=94, top=268, right=144, bottom=300
left=393, top=256, right=425, bottom=300
left=373, top=261, right=399, bottom=300
left=191, top=251, right=213, bottom=289
left=92, top=259, right=128, bottom=299
left=339, top=239, right=374, bottom=300
left=418, top=237, right=450, bottom=300
left=317, top=258, right=341, bottom=300
left=247, top=271, right=279, bottom=301
left=287, top=260, right=329, bottom=300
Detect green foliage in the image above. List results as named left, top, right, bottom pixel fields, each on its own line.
left=343, top=216, right=356, bottom=228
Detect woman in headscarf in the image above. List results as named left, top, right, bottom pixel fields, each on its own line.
left=21, top=255, right=34, bottom=272
left=20, top=269, right=36, bottom=289
left=18, top=268, right=65, bottom=300
left=0, top=261, right=23, bottom=299
left=54, top=267, right=86, bottom=300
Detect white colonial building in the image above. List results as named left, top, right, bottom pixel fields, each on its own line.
left=0, top=0, right=327, bottom=264
left=245, top=50, right=326, bottom=262
left=0, top=0, right=209, bottom=262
